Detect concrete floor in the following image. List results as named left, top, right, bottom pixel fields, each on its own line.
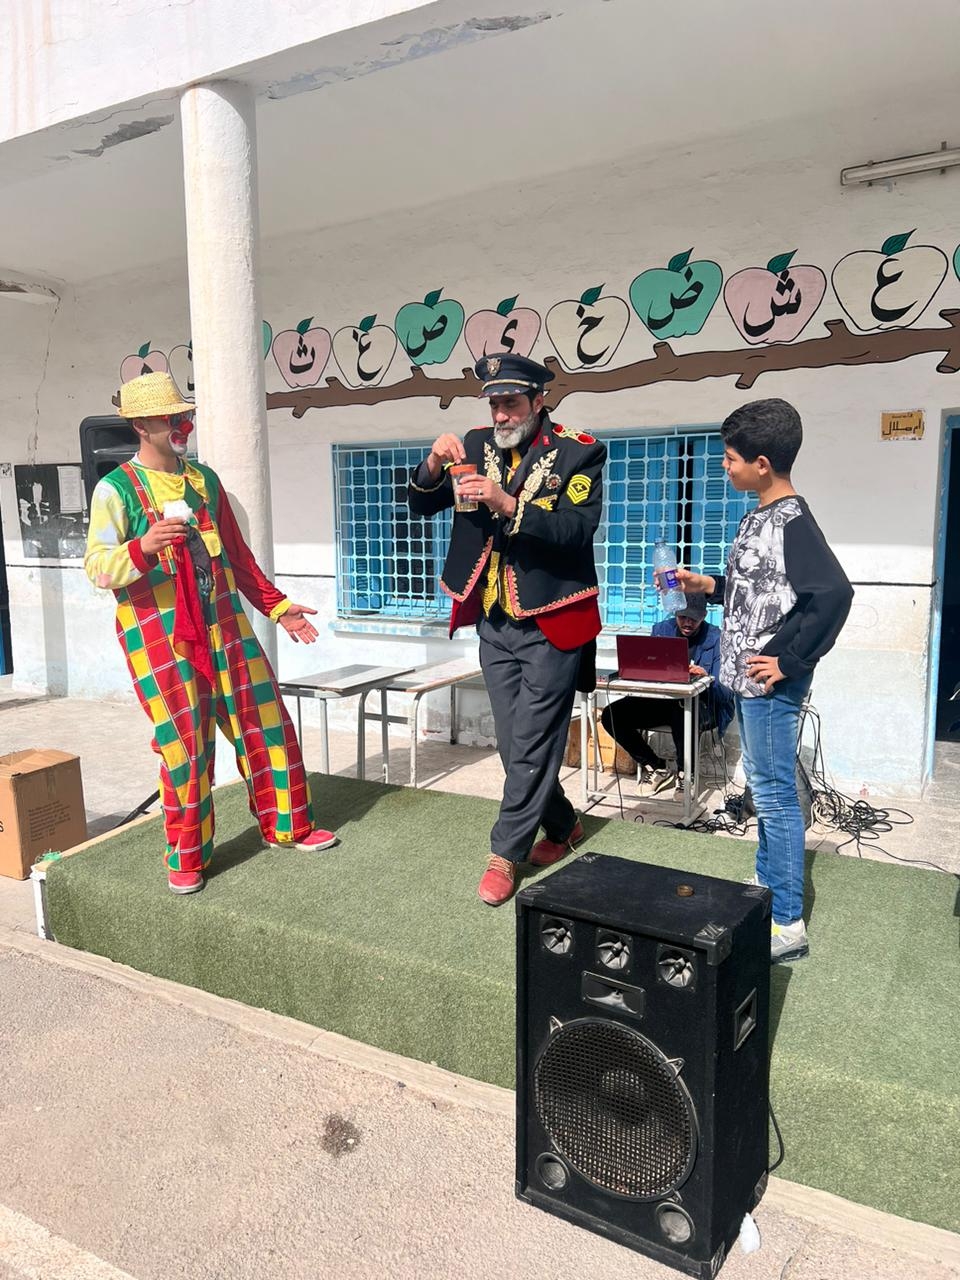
left=1, top=679, right=959, bottom=1279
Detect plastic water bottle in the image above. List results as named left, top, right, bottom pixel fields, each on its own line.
left=653, top=538, right=687, bottom=612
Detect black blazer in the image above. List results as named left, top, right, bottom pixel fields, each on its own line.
left=407, top=415, right=606, bottom=620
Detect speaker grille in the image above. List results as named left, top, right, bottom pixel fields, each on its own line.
left=533, top=1020, right=696, bottom=1199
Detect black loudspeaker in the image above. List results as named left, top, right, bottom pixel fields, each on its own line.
left=79, top=416, right=138, bottom=506
left=516, top=854, right=771, bottom=1279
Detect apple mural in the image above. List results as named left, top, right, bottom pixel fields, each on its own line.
left=120, top=341, right=169, bottom=383
left=724, top=251, right=826, bottom=345
left=545, top=285, right=630, bottom=371
left=168, top=342, right=195, bottom=400
left=832, top=231, right=948, bottom=332
left=395, top=289, right=464, bottom=366
left=954, top=242, right=960, bottom=283
left=332, top=314, right=398, bottom=388
left=272, top=317, right=332, bottom=388
left=464, top=295, right=541, bottom=361
left=629, top=249, right=723, bottom=339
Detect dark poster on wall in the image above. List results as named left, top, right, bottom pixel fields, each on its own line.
left=14, top=463, right=88, bottom=559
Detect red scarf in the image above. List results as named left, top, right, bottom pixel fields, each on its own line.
left=172, top=539, right=215, bottom=685
left=119, top=463, right=215, bottom=686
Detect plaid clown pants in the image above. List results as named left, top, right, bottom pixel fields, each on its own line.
left=114, top=559, right=314, bottom=873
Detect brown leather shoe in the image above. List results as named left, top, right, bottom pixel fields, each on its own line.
left=478, top=855, right=517, bottom=906
left=529, top=819, right=585, bottom=868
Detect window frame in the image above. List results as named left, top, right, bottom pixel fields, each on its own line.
left=332, top=425, right=751, bottom=630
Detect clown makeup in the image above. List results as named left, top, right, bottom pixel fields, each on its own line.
left=166, top=412, right=195, bottom=456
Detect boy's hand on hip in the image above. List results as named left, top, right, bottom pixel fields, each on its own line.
left=745, top=654, right=784, bottom=693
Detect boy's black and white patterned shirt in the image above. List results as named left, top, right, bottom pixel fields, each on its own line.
left=720, top=499, right=801, bottom=697
left=716, top=496, right=852, bottom=698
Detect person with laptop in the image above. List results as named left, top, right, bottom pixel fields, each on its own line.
left=407, top=353, right=606, bottom=908
left=600, top=594, right=733, bottom=796
left=670, top=398, right=853, bottom=964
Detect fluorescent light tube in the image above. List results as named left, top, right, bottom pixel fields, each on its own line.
left=841, top=146, right=960, bottom=185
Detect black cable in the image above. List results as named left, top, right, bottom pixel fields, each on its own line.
left=798, top=703, right=952, bottom=875
left=649, top=699, right=952, bottom=876
left=767, top=1098, right=786, bottom=1173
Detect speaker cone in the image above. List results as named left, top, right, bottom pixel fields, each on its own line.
left=533, top=1019, right=697, bottom=1199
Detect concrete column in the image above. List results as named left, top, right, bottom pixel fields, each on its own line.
left=180, top=80, right=277, bottom=665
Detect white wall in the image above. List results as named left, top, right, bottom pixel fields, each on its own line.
left=3, top=121, right=959, bottom=794
left=0, top=0, right=440, bottom=144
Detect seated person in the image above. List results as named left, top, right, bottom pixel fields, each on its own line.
left=600, top=592, right=734, bottom=795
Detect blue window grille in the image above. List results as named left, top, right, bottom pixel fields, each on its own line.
left=333, top=442, right=452, bottom=619
left=333, top=429, right=751, bottom=627
left=599, top=428, right=751, bottom=630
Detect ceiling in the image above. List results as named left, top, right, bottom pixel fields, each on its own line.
left=2, top=0, right=960, bottom=284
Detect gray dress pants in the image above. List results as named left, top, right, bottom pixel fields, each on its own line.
left=478, top=608, right=581, bottom=862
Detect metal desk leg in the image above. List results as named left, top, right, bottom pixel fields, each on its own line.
left=591, top=692, right=601, bottom=794
left=691, top=691, right=702, bottom=814
left=295, top=694, right=303, bottom=746
left=580, top=691, right=589, bottom=807
left=319, top=697, right=330, bottom=774
left=682, top=695, right=694, bottom=825
left=449, top=686, right=457, bottom=744
left=380, top=688, right=390, bottom=782
left=357, top=690, right=368, bottom=780
left=411, top=691, right=425, bottom=789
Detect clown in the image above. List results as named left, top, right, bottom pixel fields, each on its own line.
left=85, top=371, right=336, bottom=894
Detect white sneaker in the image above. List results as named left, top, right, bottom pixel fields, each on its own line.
left=637, top=764, right=656, bottom=793
left=771, top=919, right=808, bottom=964
left=650, top=767, right=678, bottom=796
left=674, top=773, right=685, bottom=800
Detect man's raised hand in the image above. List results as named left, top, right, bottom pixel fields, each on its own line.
left=425, top=432, right=466, bottom=478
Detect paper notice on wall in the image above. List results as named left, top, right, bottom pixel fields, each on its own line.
left=880, top=410, right=924, bottom=441
left=57, top=465, right=84, bottom=511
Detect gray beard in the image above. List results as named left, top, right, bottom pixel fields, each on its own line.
left=493, top=411, right=538, bottom=451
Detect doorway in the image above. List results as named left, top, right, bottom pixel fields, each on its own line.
left=934, top=415, right=960, bottom=743
left=0, top=485, right=10, bottom=674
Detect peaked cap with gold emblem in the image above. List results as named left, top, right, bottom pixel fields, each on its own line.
left=474, top=353, right=555, bottom=398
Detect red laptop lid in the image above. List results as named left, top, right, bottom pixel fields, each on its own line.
left=616, top=635, right=690, bottom=683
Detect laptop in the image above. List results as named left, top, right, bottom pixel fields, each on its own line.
left=615, top=635, right=690, bottom=683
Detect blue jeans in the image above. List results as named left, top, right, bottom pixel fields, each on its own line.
left=736, top=674, right=812, bottom=925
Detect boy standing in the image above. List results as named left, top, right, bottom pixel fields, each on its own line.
left=676, top=399, right=853, bottom=962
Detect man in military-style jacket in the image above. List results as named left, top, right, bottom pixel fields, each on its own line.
left=408, top=354, right=606, bottom=906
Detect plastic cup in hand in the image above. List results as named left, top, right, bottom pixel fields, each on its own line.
left=449, top=463, right=479, bottom=512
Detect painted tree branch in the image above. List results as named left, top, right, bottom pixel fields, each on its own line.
left=265, top=309, right=960, bottom=417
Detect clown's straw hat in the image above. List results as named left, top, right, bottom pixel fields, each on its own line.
left=118, top=371, right=195, bottom=419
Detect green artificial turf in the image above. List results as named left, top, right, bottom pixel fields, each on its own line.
left=46, top=775, right=960, bottom=1231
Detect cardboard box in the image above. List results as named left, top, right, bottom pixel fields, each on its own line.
left=564, top=716, right=635, bottom=775
left=0, top=749, right=88, bottom=879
